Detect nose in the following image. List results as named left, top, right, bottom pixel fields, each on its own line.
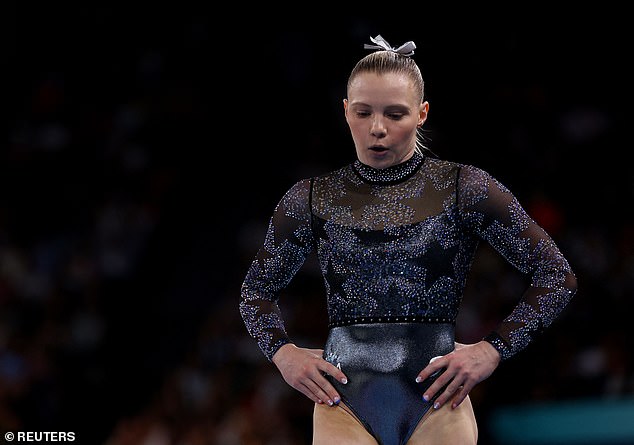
left=370, top=116, right=387, bottom=138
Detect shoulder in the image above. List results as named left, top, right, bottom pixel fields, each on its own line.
left=456, top=163, right=512, bottom=195
left=312, top=162, right=354, bottom=185
left=452, top=161, right=519, bottom=211
left=419, top=155, right=497, bottom=182
left=424, top=157, right=495, bottom=204
left=281, top=163, right=350, bottom=201
left=424, top=156, right=463, bottom=176
left=279, top=178, right=313, bottom=207
left=456, top=162, right=491, bottom=183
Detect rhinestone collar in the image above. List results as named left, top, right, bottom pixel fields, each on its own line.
left=352, top=151, right=424, bottom=185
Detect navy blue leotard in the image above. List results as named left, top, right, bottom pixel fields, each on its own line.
left=240, top=152, right=577, bottom=445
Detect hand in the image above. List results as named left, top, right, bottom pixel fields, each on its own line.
left=272, top=343, right=348, bottom=406
left=415, top=341, right=501, bottom=410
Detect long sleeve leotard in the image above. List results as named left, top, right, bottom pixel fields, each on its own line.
left=239, top=152, right=577, bottom=362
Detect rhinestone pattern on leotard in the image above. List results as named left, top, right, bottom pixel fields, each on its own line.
left=240, top=152, right=577, bottom=361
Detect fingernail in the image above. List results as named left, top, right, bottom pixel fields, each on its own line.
left=433, top=402, right=440, bottom=410
left=327, top=400, right=333, bottom=406
left=341, top=377, right=348, bottom=384
left=423, top=394, right=429, bottom=402
left=452, top=403, right=457, bottom=409
left=415, top=376, right=422, bottom=383
left=334, top=396, right=340, bottom=404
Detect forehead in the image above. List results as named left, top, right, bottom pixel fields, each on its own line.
left=347, top=72, right=418, bottom=105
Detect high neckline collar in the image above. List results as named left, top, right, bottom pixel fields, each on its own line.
left=352, top=151, right=424, bottom=185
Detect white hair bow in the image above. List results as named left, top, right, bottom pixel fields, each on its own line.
left=363, top=35, right=416, bottom=57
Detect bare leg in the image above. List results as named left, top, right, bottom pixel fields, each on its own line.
left=406, top=395, right=478, bottom=445
left=313, top=396, right=477, bottom=445
left=312, top=402, right=378, bottom=445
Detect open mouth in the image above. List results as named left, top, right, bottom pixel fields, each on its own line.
left=369, top=145, right=389, bottom=153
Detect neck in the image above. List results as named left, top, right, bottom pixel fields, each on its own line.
left=352, top=151, right=424, bottom=185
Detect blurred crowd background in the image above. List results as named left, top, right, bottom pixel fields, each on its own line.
left=3, top=5, right=633, bottom=445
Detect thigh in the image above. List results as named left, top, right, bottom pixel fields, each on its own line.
left=406, top=395, right=478, bottom=445
left=312, top=402, right=378, bottom=445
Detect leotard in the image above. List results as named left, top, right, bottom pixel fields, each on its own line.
left=240, top=152, right=577, bottom=445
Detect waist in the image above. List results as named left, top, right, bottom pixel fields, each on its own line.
left=328, top=315, right=455, bottom=328
left=323, top=322, right=454, bottom=374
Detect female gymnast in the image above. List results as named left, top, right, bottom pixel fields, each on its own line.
left=239, top=34, right=577, bottom=444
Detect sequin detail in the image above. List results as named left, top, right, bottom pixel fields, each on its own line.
left=240, top=159, right=577, bottom=361
left=352, top=151, right=424, bottom=184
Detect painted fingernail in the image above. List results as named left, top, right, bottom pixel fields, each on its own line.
left=415, top=376, right=422, bottom=383
left=423, top=394, right=430, bottom=401
left=327, top=400, right=333, bottom=406
left=433, top=402, right=440, bottom=410
left=341, top=377, right=348, bottom=384
left=334, top=396, right=340, bottom=404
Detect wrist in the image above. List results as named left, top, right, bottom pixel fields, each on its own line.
left=483, top=332, right=511, bottom=361
left=480, top=339, right=502, bottom=365
left=272, top=342, right=296, bottom=366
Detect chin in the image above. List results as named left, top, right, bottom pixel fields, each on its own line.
left=363, top=153, right=395, bottom=169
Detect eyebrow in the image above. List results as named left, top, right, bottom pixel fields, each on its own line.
left=349, top=102, right=410, bottom=110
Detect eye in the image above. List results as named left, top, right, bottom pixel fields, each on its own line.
left=387, top=112, right=405, bottom=120
left=355, top=111, right=371, bottom=118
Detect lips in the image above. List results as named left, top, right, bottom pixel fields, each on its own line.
left=369, top=145, right=388, bottom=152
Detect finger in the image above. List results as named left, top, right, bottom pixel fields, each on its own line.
left=431, top=379, right=464, bottom=409
left=321, top=361, right=349, bottom=385
left=314, top=368, right=346, bottom=405
left=421, top=369, right=454, bottom=403
left=416, top=365, right=441, bottom=383
left=304, top=375, right=340, bottom=406
left=450, top=384, right=470, bottom=409
left=416, top=356, right=445, bottom=383
left=308, top=348, right=325, bottom=358
left=297, top=382, right=323, bottom=404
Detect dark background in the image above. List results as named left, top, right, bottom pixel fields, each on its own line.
left=3, top=4, right=633, bottom=444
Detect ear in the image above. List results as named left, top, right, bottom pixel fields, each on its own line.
left=418, top=101, right=430, bottom=126
left=343, top=98, right=352, bottom=124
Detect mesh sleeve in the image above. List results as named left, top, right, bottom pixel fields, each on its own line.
left=239, top=179, right=315, bottom=361
left=457, top=165, right=577, bottom=360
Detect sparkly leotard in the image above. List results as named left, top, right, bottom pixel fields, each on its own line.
left=240, top=152, right=577, bottom=445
